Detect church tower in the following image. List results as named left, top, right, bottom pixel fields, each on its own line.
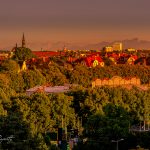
left=22, top=33, right=26, bottom=48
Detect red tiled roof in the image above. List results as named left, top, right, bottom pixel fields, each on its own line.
left=32, top=51, right=62, bottom=58
left=84, top=55, right=103, bottom=67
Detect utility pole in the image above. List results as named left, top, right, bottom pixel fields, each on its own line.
left=77, top=117, right=80, bottom=132
left=112, top=139, right=124, bottom=150
left=62, top=115, right=64, bottom=129
left=65, top=114, right=67, bottom=140
left=144, top=120, right=145, bottom=131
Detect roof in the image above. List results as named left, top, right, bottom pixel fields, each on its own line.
left=32, top=51, right=63, bottom=58
left=26, top=85, right=70, bottom=96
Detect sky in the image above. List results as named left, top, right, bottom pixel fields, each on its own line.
left=0, top=0, right=150, bottom=50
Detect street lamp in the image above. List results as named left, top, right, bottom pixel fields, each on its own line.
left=111, top=138, right=124, bottom=150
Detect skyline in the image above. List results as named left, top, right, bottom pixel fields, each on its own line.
left=0, top=0, right=150, bottom=50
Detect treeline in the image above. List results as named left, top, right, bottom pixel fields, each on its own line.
left=1, top=59, right=150, bottom=93
left=71, top=87, right=150, bottom=149
left=1, top=84, right=150, bottom=149
left=1, top=58, right=150, bottom=149
left=0, top=92, right=76, bottom=150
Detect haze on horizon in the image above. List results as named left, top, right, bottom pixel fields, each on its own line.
left=0, top=0, right=150, bottom=50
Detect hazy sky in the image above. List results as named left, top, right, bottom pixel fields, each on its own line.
left=0, top=0, right=150, bottom=49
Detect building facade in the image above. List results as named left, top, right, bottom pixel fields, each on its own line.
left=92, top=76, right=140, bottom=88
left=112, top=42, right=123, bottom=51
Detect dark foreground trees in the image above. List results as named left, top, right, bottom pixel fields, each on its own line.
left=80, top=104, right=130, bottom=150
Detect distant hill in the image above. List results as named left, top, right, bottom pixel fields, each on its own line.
left=2, top=38, right=150, bottom=51
left=45, top=38, right=150, bottom=50
left=80, top=38, right=150, bottom=50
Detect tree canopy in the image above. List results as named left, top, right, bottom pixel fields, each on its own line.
left=13, top=47, right=34, bottom=61
left=0, top=54, right=150, bottom=149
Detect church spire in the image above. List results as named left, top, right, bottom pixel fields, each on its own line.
left=22, top=33, right=26, bottom=48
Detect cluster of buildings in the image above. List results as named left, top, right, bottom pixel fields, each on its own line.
left=103, top=42, right=123, bottom=52
left=103, top=42, right=136, bottom=53
left=1, top=34, right=150, bottom=95
left=1, top=34, right=150, bottom=69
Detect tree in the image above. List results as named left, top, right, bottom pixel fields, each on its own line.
left=29, top=93, right=52, bottom=134
left=9, top=72, right=25, bottom=93
left=48, top=93, right=76, bottom=129
left=22, top=69, right=46, bottom=90
left=13, top=47, right=34, bottom=61
left=68, top=64, right=91, bottom=87
left=0, top=100, right=32, bottom=150
left=0, top=59, right=20, bottom=73
left=43, top=64, right=68, bottom=86
left=83, top=104, right=130, bottom=150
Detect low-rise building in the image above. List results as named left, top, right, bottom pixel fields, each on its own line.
left=78, top=55, right=104, bottom=67
left=26, top=84, right=71, bottom=96
left=103, top=46, right=113, bottom=53
left=112, top=42, right=123, bottom=51
left=92, top=76, right=140, bottom=88
left=126, top=48, right=136, bottom=52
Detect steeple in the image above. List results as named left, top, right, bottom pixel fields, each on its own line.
left=22, top=33, right=26, bottom=48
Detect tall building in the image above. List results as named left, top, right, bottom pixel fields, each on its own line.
left=112, top=42, right=122, bottom=51
left=22, top=33, right=26, bottom=48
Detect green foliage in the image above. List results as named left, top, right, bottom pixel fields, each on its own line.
left=0, top=73, right=10, bottom=89
left=80, top=104, right=130, bottom=150
left=22, top=69, right=46, bottom=89
left=48, top=93, right=76, bottom=129
left=0, top=59, right=20, bottom=73
left=30, top=133, right=49, bottom=150
left=85, top=104, right=130, bottom=139
left=9, top=72, right=25, bottom=92
left=68, top=64, right=92, bottom=87
left=13, top=47, right=34, bottom=61
left=29, top=93, right=52, bottom=133
left=0, top=113, right=31, bottom=150
left=1, top=55, right=150, bottom=149
left=66, top=64, right=150, bottom=85
left=43, top=64, right=68, bottom=86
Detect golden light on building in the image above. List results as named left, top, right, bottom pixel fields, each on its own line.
left=103, top=46, right=113, bottom=52
left=112, top=42, right=122, bottom=51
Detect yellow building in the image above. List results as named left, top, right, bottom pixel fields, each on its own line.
left=18, top=61, right=27, bottom=73
left=126, top=48, right=136, bottom=52
left=113, top=42, right=123, bottom=51
left=103, top=46, right=113, bottom=52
